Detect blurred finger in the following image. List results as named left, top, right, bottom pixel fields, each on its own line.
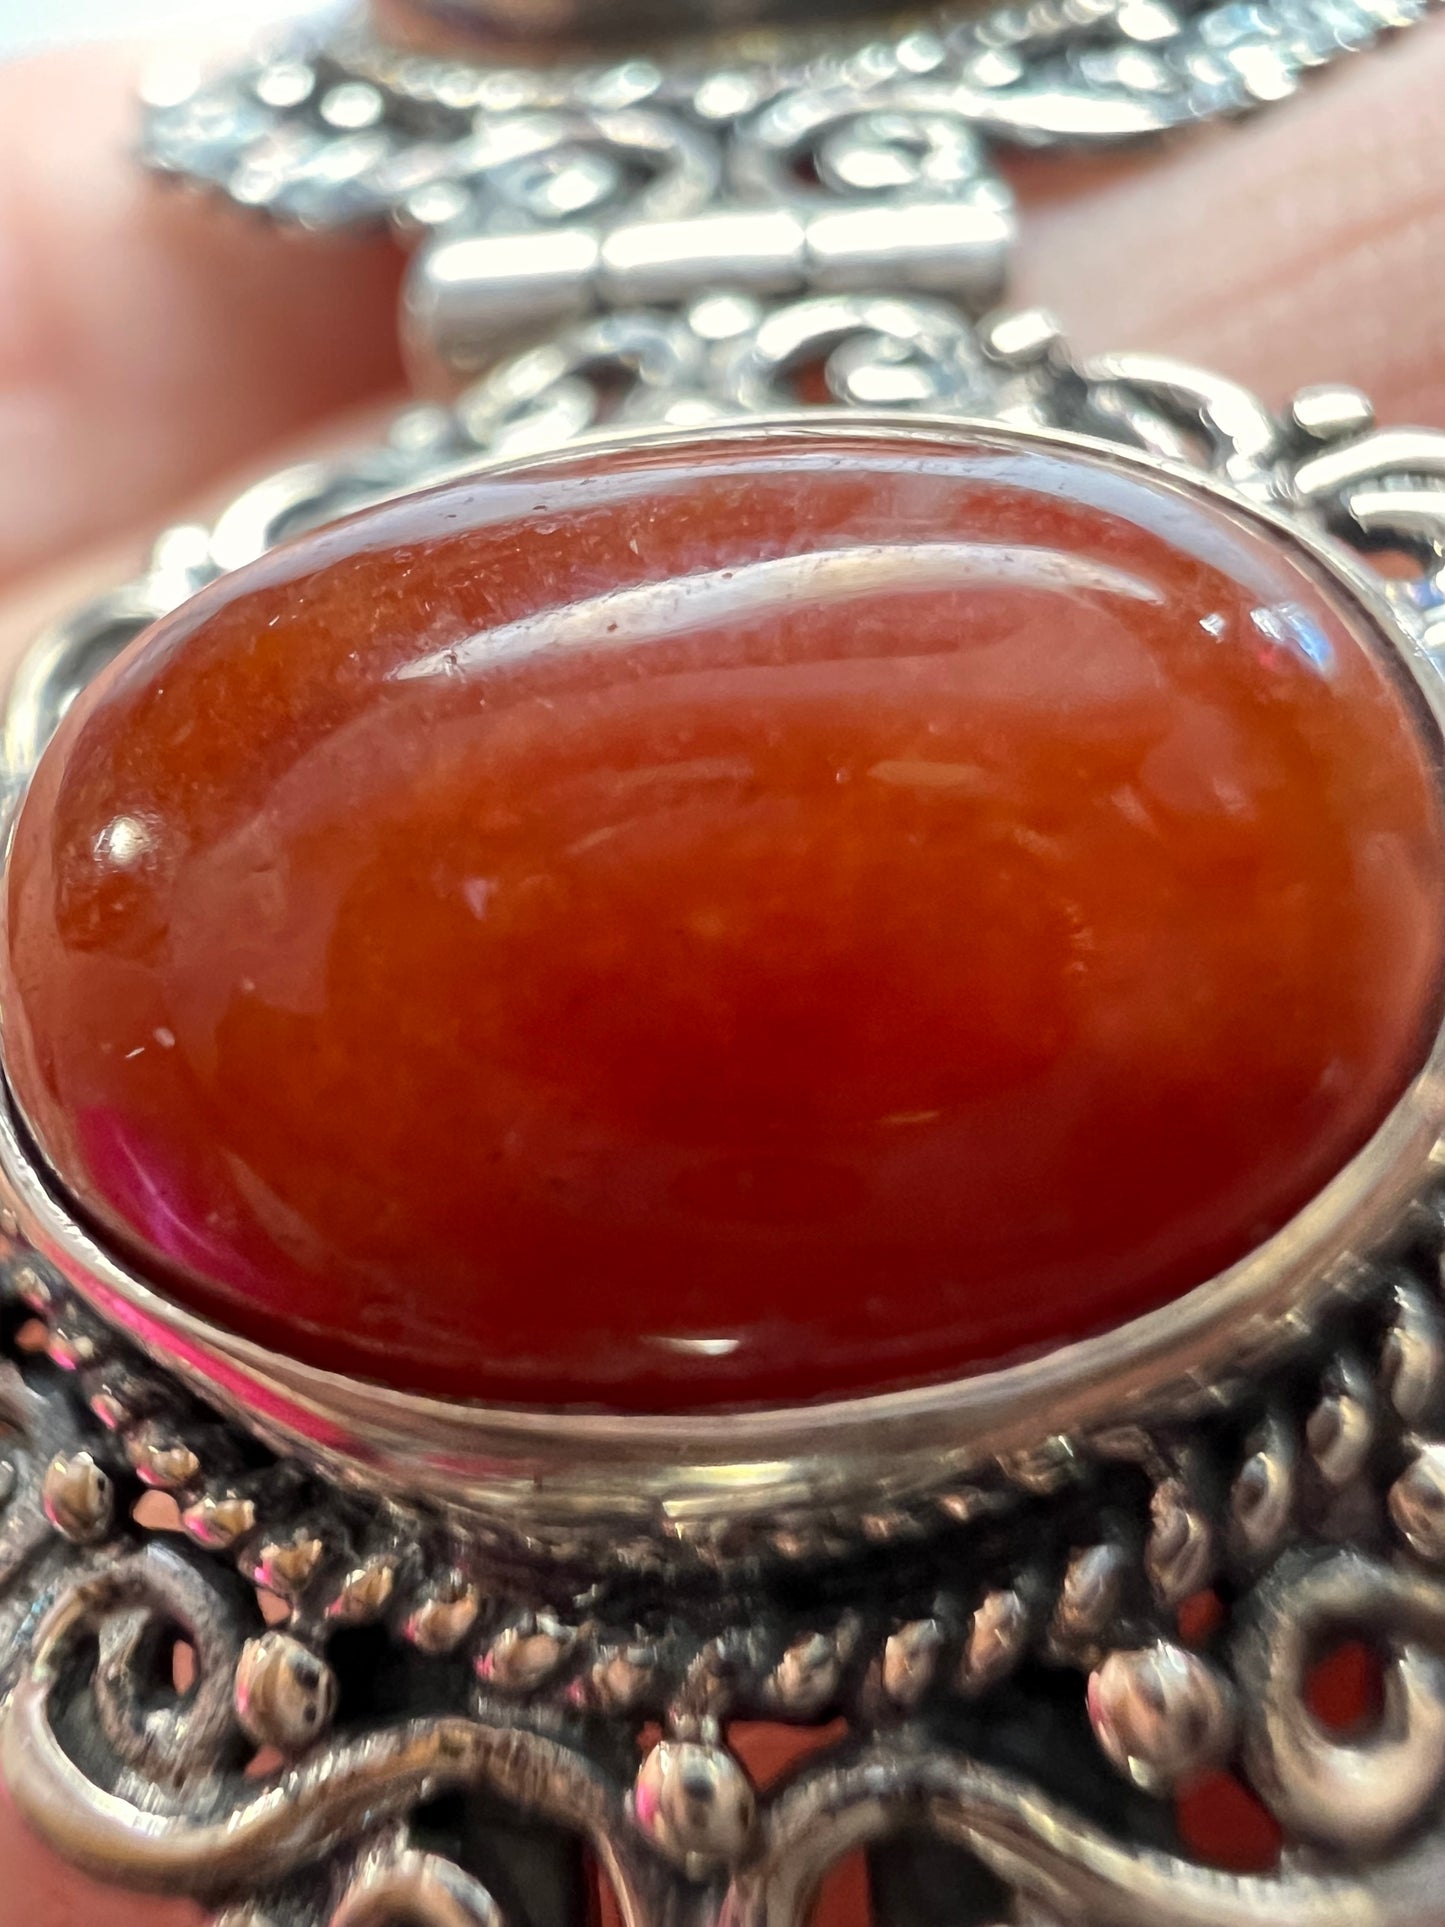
left=1018, top=21, right=1445, bottom=422
left=0, top=43, right=403, bottom=589
left=0, top=393, right=399, bottom=684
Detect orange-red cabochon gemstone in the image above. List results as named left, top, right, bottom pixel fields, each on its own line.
left=5, top=429, right=1444, bottom=1411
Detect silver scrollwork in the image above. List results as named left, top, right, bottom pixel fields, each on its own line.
left=7, top=1147, right=1445, bottom=1920
left=3, top=6, right=1444, bottom=1907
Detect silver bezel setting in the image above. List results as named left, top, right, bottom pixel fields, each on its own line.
left=4, top=407, right=1445, bottom=1560
left=6, top=0, right=1445, bottom=1915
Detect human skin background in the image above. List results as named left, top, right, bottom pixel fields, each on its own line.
left=0, top=21, right=1441, bottom=1926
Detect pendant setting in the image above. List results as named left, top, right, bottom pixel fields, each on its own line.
left=5, top=340, right=1445, bottom=1927
left=6, top=0, right=1445, bottom=1920
left=5, top=406, right=1445, bottom=1560
left=7, top=413, right=1445, bottom=1436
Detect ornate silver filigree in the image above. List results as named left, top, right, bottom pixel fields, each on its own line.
left=4, top=296, right=1445, bottom=1920
left=139, top=0, right=1438, bottom=390
left=10, top=1242, right=1445, bottom=1923
left=5, top=0, right=1445, bottom=1908
left=144, top=0, right=1435, bottom=237
left=6, top=700, right=1445, bottom=1914
left=11, top=1248, right=1445, bottom=1911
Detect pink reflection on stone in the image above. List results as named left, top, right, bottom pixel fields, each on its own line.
left=52, top=1108, right=356, bottom=1456
left=74, top=1105, right=266, bottom=1293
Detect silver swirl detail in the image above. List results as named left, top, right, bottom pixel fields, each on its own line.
left=1236, top=1552, right=1445, bottom=1855
left=6, top=1527, right=1445, bottom=1922
left=141, top=0, right=1436, bottom=240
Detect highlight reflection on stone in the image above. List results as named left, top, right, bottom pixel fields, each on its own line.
left=5, top=429, right=1444, bottom=1410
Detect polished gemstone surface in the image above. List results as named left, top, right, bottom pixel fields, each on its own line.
left=5, top=428, right=1445, bottom=1411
